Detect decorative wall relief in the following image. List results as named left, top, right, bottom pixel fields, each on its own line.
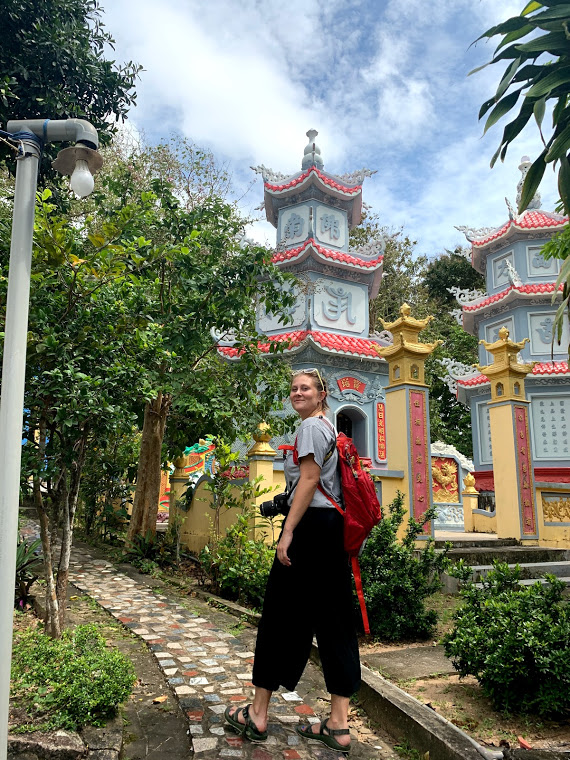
left=313, top=278, right=366, bottom=333
left=541, top=493, right=570, bottom=523
left=431, top=457, right=460, bottom=504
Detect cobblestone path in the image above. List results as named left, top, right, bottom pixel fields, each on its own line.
left=62, top=544, right=395, bottom=760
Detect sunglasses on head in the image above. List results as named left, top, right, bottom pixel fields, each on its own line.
left=291, top=368, right=325, bottom=389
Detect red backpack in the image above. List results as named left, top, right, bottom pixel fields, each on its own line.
left=288, top=423, right=383, bottom=634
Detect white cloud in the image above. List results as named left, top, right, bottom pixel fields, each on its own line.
left=102, top=0, right=562, bottom=257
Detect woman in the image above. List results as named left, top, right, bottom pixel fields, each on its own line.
left=225, top=368, right=360, bottom=754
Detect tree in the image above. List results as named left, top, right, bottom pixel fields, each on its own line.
left=475, top=1, right=570, bottom=215
left=474, top=2, right=570, bottom=342
left=0, top=0, right=140, bottom=167
left=422, top=249, right=485, bottom=458
left=124, top=182, right=296, bottom=542
left=350, top=213, right=428, bottom=328
left=88, top=137, right=297, bottom=543
left=13, top=189, right=158, bottom=637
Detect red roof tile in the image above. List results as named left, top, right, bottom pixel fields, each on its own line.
left=272, top=238, right=383, bottom=269
left=456, top=361, right=570, bottom=388
left=472, top=210, right=567, bottom=247
left=264, top=166, right=362, bottom=196
left=463, top=283, right=561, bottom=313
left=218, top=330, right=385, bottom=360
left=532, top=361, right=569, bottom=376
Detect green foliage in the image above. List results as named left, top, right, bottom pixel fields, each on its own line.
left=79, top=428, right=140, bottom=539
left=358, top=492, right=451, bottom=641
left=350, top=213, right=428, bottom=327
left=122, top=529, right=178, bottom=573
left=0, top=0, right=141, bottom=169
left=199, top=505, right=274, bottom=609
left=474, top=2, right=570, bottom=356
left=199, top=450, right=276, bottom=608
left=422, top=248, right=485, bottom=457
left=443, top=562, right=570, bottom=715
left=15, top=536, right=42, bottom=609
left=473, top=2, right=570, bottom=215
left=11, top=624, right=136, bottom=730
left=424, top=248, right=485, bottom=309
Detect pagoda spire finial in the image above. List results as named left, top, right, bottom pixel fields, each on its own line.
left=516, top=155, right=541, bottom=210
left=301, top=129, right=324, bottom=171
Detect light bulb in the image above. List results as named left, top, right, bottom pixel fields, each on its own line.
left=69, top=159, right=95, bottom=197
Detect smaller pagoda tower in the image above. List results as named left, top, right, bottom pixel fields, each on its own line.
left=451, top=157, right=570, bottom=497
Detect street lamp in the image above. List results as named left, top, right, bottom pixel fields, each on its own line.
left=0, top=118, right=103, bottom=757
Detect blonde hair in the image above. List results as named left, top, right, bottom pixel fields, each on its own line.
left=291, top=369, right=330, bottom=412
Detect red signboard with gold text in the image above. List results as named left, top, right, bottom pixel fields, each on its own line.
left=410, top=390, right=430, bottom=533
left=376, top=402, right=386, bottom=461
left=515, top=405, right=537, bottom=536
left=337, top=376, right=365, bottom=394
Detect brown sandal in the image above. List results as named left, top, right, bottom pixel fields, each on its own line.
left=296, top=719, right=350, bottom=754
left=224, top=704, right=268, bottom=743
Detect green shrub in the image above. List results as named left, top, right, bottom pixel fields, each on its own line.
left=199, top=506, right=274, bottom=609
left=358, top=492, right=451, bottom=641
left=15, top=535, right=43, bottom=609
left=443, top=562, right=570, bottom=715
left=11, top=624, right=136, bottom=730
left=122, top=530, right=177, bottom=572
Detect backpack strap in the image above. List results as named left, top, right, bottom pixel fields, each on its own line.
left=352, top=556, right=371, bottom=635
left=316, top=484, right=345, bottom=517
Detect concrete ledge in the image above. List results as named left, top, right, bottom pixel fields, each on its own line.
left=358, top=665, right=499, bottom=760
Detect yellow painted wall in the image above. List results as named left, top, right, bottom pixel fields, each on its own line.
left=489, top=403, right=526, bottom=539
left=472, top=511, right=497, bottom=533
left=175, top=466, right=286, bottom=555
left=382, top=388, right=409, bottom=537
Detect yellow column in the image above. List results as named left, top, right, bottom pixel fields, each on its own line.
left=247, top=422, right=277, bottom=542
left=461, top=472, right=478, bottom=533
left=169, top=454, right=190, bottom=511
left=478, top=327, right=539, bottom=542
left=374, top=304, right=442, bottom=540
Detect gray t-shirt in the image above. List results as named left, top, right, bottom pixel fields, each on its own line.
left=284, top=416, right=342, bottom=509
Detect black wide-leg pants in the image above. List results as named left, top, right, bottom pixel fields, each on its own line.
left=252, top=508, right=361, bottom=697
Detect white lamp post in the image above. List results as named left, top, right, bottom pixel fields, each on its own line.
left=0, top=118, right=102, bottom=756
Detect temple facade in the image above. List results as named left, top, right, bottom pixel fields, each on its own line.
left=451, top=157, right=570, bottom=501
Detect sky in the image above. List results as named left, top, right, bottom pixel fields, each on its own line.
left=101, top=0, right=559, bottom=260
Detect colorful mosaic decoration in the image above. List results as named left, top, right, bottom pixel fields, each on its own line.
left=376, top=402, right=386, bottom=461
left=515, top=405, right=537, bottom=535
left=431, top=457, right=459, bottom=504
left=410, top=390, right=430, bottom=532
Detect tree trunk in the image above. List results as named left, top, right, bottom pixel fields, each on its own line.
left=127, top=392, right=170, bottom=542
left=55, top=435, right=87, bottom=632
left=34, top=418, right=61, bottom=638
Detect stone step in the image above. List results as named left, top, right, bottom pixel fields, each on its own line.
left=433, top=537, right=518, bottom=549
left=474, top=576, right=570, bottom=589
left=471, top=560, right=570, bottom=581
left=441, top=545, right=570, bottom=565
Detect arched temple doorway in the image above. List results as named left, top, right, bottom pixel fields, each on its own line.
left=336, top=406, right=368, bottom=456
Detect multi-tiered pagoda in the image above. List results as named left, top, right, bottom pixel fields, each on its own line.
left=450, top=157, right=570, bottom=496
left=220, top=130, right=391, bottom=466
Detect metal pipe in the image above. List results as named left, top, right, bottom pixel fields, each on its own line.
left=0, top=135, right=41, bottom=757
left=7, top=118, right=99, bottom=149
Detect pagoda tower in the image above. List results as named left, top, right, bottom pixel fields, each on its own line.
left=450, top=157, right=570, bottom=503
left=220, top=130, right=391, bottom=466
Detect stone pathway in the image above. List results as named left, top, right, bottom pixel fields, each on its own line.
left=60, top=543, right=395, bottom=759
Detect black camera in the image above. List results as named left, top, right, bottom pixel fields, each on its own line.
left=259, top=491, right=290, bottom=518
